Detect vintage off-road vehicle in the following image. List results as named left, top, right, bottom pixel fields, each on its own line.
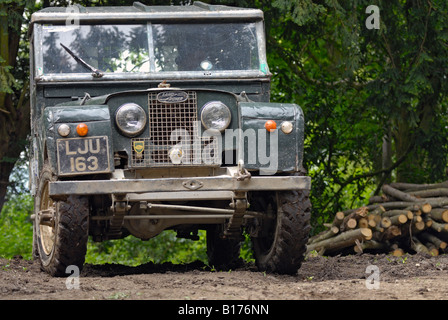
left=29, top=1, right=311, bottom=276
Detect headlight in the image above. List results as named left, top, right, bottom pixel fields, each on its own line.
left=200, top=101, right=231, bottom=132
left=115, top=103, right=147, bottom=137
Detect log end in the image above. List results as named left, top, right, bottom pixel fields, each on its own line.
left=422, top=203, right=432, bottom=214
left=398, top=214, right=408, bottom=224
left=381, top=217, right=392, bottom=228
left=361, top=228, right=373, bottom=241
left=347, top=218, right=357, bottom=229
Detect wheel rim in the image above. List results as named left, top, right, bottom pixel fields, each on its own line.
left=39, top=180, right=55, bottom=256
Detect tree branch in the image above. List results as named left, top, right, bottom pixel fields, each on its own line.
left=318, top=140, right=415, bottom=216
left=405, top=1, right=432, bottom=78
left=381, top=32, right=398, bottom=70
left=267, top=36, right=370, bottom=90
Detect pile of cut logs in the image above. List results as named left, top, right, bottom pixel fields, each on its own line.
left=307, top=181, right=448, bottom=257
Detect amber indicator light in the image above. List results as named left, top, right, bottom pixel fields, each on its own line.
left=76, top=123, right=89, bottom=136
left=264, top=120, right=277, bottom=132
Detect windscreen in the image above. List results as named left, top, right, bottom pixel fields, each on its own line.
left=40, top=22, right=260, bottom=74
left=151, top=23, right=260, bottom=72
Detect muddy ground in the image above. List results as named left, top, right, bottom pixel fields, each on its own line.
left=1, top=252, right=448, bottom=304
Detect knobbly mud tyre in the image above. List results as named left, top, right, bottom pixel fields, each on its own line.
left=252, top=190, right=311, bottom=275
left=33, top=163, right=89, bottom=277
left=206, top=225, right=242, bottom=270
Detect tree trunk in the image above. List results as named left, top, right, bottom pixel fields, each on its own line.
left=394, top=111, right=414, bottom=183
left=381, top=128, right=393, bottom=183
left=0, top=3, right=29, bottom=214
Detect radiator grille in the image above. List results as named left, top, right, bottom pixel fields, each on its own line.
left=130, top=91, right=219, bottom=167
left=150, top=91, right=198, bottom=147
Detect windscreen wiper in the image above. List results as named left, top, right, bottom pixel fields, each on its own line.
left=60, top=43, right=104, bottom=78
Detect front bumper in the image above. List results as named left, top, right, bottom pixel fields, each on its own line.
left=49, top=168, right=311, bottom=200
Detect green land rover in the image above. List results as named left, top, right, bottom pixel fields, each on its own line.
left=29, top=1, right=311, bottom=276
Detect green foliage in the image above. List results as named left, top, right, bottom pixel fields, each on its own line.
left=0, top=193, right=33, bottom=259
left=272, top=0, right=326, bottom=26
left=0, top=64, right=16, bottom=94
left=86, top=231, right=254, bottom=266
left=86, top=231, right=209, bottom=266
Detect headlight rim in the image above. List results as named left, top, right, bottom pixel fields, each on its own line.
left=115, top=102, right=147, bottom=137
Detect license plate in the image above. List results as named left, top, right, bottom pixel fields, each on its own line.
left=57, top=136, right=110, bottom=175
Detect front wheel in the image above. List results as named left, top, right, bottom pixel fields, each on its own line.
left=33, top=164, right=89, bottom=277
left=251, top=190, right=311, bottom=275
